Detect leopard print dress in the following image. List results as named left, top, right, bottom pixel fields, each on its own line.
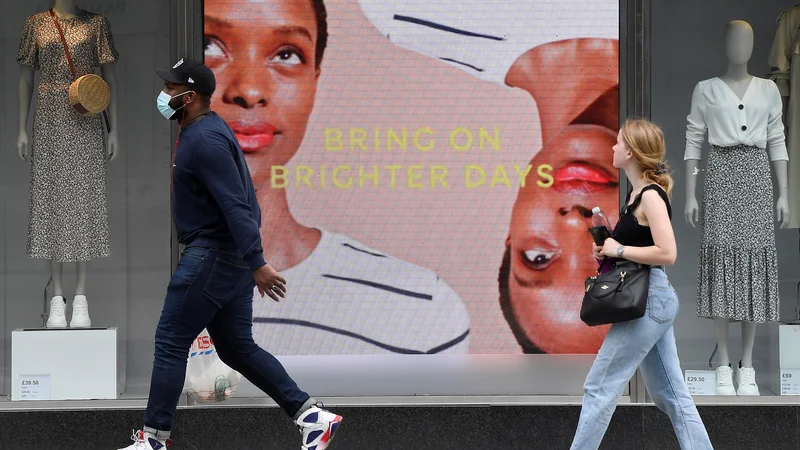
left=696, top=144, right=780, bottom=323
left=17, top=9, right=118, bottom=262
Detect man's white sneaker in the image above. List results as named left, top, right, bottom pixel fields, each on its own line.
left=296, top=404, right=343, bottom=450
left=46, top=296, right=67, bottom=328
left=70, top=295, right=91, bottom=328
left=117, top=430, right=169, bottom=450
left=736, top=361, right=760, bottom=396
left=715, top=365, right=736, bottom=395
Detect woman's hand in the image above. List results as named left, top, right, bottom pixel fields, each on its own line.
left=601, top=237, right=622, bottom=258
left=592, top=242, right=604, bottom=259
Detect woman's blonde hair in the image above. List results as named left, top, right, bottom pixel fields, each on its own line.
left=620, top=117, right=673, bottom=197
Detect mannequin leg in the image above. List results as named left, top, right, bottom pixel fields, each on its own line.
left=46, top=260, right=67, bottom=328
left=736, top=321, right=759, bottom=396
left=713, top=318, right=730, bottom=366
left=71, top=261, right=91, bottom=328
left=51, top=260, right=64, bottom=297
left=75, top=262, right=87, bottom=296
left=713, top=318, right=735, bottom=395
left=741, top=321, right=757, bottom=368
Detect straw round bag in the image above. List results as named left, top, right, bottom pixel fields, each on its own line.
left=49, top=9, right=111, bottom=118
left=68, top=74, right=110, bottom=116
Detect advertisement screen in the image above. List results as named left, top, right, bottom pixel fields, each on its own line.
left=202, top=0, right=620, bottom=356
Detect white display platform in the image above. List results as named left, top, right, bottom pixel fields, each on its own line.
left=779, top=324, right=800, bottom=368
left=11, top=327, right=118, bottom=401
left=779, top=325, right=800, bottom=396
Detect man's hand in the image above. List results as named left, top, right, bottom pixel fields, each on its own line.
left=254, top=263, right=287, bottom=301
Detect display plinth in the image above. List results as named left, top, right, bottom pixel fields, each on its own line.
left=779, top=325, right=800, bottom=395
left=11, top=327, right=118, bottom=401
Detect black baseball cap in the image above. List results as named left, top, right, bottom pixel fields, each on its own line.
left=157, top=57, right=216, bottom=95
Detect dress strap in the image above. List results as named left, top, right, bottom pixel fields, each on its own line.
left=624, top=184, right=672, bottom=219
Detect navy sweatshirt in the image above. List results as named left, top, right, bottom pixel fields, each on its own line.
left=171, top=112, right=266, bottom=270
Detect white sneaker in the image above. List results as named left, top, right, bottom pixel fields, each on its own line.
left=70, top=295, right=91, bottom=328
left=736, top=361, right=760, bottom=396
left=46, top=296, right=67, bottom=328
left=715, top=365, right=736, bottom=395
left=296, top=403, right=343, bottom=450
left=117, top=430, right=168, bottom=450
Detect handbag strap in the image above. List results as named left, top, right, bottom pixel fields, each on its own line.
left=48, top=9, right=77, bottom=80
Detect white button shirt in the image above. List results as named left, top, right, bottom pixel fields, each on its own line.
left=685, top=76, right=788, bottom=161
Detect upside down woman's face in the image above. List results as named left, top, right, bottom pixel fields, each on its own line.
left=503, top=38, right=620, bottom=354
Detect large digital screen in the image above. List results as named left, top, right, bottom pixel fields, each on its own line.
left=201, top=0, right=620, bottom=356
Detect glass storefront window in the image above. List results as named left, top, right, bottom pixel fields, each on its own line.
left=0, top=0, right=173, bottom=401
left=12, top=0, right=799, bottom=410
left=652, top=0, right=800, bottom=399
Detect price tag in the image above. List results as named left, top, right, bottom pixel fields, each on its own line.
left=684, top=370, right=716, bottom=396
left=780, top=368, right=800, bottom=395
left=18, top=374, right=50, bottom=401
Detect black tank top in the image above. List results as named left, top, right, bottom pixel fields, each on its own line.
left=613, top=184, right=672, bottom=247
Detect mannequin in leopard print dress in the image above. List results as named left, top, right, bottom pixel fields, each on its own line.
left=16, top=0, right=120, bottom=329
left=684, top=20, right=789, bottom=397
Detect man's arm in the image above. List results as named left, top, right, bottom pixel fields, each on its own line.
left=194, top=142, right=266, bottom=270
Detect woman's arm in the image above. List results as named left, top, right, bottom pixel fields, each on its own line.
left=601, top=190, right=677, bottom=266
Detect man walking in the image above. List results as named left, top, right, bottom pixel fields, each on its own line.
left=118, top=58, right=342, bottom=450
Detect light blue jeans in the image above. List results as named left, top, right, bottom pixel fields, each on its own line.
left=570, top=268, right=713, bottom=450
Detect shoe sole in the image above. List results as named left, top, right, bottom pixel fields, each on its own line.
left=46, top=318, right=67, bottom=328
left=70, top=319, right=91, bottom=328
left=737, top=389, right=760, bottom=396
left=715, top=387, right=736, bottom=396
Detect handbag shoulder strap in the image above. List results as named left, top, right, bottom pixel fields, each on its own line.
left=48, top=9, right=77, bottom=80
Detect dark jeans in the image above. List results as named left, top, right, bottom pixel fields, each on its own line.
left=143, top=246, right=311, bottom=436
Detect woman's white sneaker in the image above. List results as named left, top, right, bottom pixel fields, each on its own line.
left=715, top=365, right=736, bottom=395
left=70, top=295, right=91, bottom=328
left=736, top=361, right=760, bottom=396
left=45, top=296, right=67, bottom=328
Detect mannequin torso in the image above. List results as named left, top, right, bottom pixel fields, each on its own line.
left=717, top=74, right=752, bottom=100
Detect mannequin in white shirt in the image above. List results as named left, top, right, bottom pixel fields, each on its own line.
left=684, top=20, right=789, bottom=395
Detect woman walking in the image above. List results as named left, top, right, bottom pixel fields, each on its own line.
left=570, top=118, right=713, bottom=449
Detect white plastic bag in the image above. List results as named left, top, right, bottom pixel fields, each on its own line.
left=183, top=329, right=242, bottom=403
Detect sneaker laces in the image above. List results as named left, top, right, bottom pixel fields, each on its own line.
left=73, top=298, right=88, bottom=315
left=740, top=367, right=756, bottom=386
left=717, top=367, right=732, bottom=385
left=128, top=429, right=173, bottom=448
left=130, top=430, right=145, bottom=443
left=51, top=297, right=65, bottom=314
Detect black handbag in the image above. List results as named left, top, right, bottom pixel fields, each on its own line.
left=580, top=258, right=651, bottom=326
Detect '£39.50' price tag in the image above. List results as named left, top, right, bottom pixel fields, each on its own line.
left=18, top=374, right=50, bottom=401
left=684, top=370, right=716, bottom=396
left=780, top=368, right=800, bottom=395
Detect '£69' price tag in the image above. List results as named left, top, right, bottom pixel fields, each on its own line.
left=780, top=368, right=800, bottom=395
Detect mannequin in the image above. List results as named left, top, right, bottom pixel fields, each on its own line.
left=685, top=20, right=789, bottom=396
left=768, top=6, right=800, bottom=229
left=16, top=0, right=119, bottom=328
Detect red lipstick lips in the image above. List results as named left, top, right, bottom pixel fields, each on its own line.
left=552, top=162, right=617, bottom=193
left=229, top=121, right=278, bottom=153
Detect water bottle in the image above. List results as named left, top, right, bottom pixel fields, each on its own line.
left=591, top=206, right=612, bottom=231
